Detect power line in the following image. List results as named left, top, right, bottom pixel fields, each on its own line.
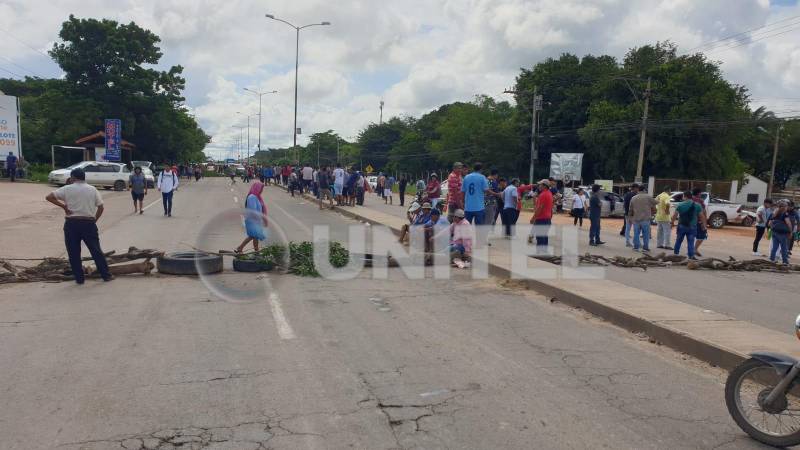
left=705, top=25, right=800, bottom=56
left=0, top=65, right=24, bottom=78
left=0, top=28, right=53, bottom=60
left=0, top=55, right=43, bottom=78
left=685, top=14, right=800, bottom=53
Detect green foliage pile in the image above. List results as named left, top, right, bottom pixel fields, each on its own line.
left=287, top=241, right=349, bottom=277
left=236, top=244, right=286, bottom=269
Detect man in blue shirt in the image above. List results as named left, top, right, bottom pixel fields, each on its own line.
left=461, top=162, right=489, bottom=225
left=5, top=152, right=17, bottom=182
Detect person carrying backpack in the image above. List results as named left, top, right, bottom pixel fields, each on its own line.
left=157, top=165, right=179, bottom=217
left=769, top=199, right=792, bottom=264
left=671, top=191, right=701, bottom=260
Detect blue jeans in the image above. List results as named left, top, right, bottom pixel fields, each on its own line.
left=632, top=219, right=651, bottom=250
left=533, top=218, right=551, bottom=251
left=624, top=218, right=632, bottom=244
left=64, top=219, right=110, bottom=283
left=589, top=216, right=601, bottom=244
left=464, top=210, right=485, bottom=225
left=162, top=191, right=174, bottom=215
left=674, top=224, right=696, bottom=258
left=770, top=234, right=790, bottom=264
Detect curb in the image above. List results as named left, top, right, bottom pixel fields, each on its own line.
left=278, top=186, right=793, bottom=370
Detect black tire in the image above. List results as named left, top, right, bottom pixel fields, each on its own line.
left=157, top=252, right=223, bottom=275
left=741, top=216, right=755, bottom=227
left=232, top=258, right=274, bottom=273
left=113, top=180, right=126, bottom=191
left=709, top=212, right=727, bottom=229
left=725, top=358, right=800, bottom=448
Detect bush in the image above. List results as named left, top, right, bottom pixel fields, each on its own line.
left=27, top=163, right=51, bottom=183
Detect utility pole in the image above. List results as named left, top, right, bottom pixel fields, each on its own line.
left=635, top=76, right=652, bottom=184
left=530, top=89, right=542, bottom=184
left=768, top=123, right=782, bottom=198
left=379, top=100, right=384, bottom=125
left=504, top=87, right=541, bottom=184
left=317, top=142, right=320, bottom=168
left=337, top=137, right=340, bottom=164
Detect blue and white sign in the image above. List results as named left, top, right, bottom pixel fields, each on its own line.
left=104, top=119, right=122, bottom=161
left=0, top=95, right=21, bottom=158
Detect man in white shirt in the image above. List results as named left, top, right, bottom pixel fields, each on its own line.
left=157, top=165, right=179, bottom=217
left=45, top=167, right=112, bottom=284
left=302, top=165, right=313, bottom=193
left=333, top=164, right=346, bottom=205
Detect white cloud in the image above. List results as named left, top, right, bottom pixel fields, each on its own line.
left=1, top=0, right=800, bottom=160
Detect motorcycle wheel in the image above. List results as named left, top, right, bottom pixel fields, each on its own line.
left=725, top=358, right=800, bottom=447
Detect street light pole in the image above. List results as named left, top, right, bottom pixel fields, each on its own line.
left=265, top=14, right=331, bottom=161
left=244, top=89, right=277, bottom=155
left=232, top=125, right=246, bottom=163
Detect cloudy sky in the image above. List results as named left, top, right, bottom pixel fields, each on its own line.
left=1, top=0, right=800, bottom=160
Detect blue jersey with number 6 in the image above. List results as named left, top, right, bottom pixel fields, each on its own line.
left=462, top=172, right=488, bottom=212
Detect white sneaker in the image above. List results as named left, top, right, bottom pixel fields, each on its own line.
left=752, top=252, right=763, bottom=257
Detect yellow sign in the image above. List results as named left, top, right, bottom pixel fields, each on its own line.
left=365, top=164, right=374, bottom=173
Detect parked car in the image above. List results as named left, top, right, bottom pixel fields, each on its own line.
left=668, top=192, right=744, bottom=229
left=48, top=161, right=130, bottom=191
left=130, top=160, right=156, bottom=188
left=563, top=187, right=625, bottom=218
left=367, top=176, right=378, bottom=190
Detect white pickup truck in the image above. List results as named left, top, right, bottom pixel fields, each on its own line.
left=668, top=192, right=753, bottom=229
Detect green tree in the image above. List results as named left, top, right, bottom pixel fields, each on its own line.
left=0, top=15, right=211, bottom=165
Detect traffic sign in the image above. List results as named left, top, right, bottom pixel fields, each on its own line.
left=365, top=164, right=374, bottom=173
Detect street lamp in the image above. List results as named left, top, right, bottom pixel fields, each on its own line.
left=237, top=111, right=260, bottom=162
left=264, top=13, right=331, bottom=160
left=232, top=125, right=246, bottom=163
left=243, top=88, right=277, bottom=156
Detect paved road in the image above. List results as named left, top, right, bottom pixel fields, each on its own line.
left=0, top=179, right=765, bottom=449
left=358, top=191, right=798, bottom=335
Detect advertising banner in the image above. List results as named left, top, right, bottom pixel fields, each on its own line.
left=104, top=119, right=122, bottom=161
left=549, top=153, right=583, bottom=181
left=0, top=95, right=21, bottom=158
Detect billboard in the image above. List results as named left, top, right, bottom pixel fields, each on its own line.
left=0, top=95, right=21, bottom=158
left=104, top=119, right=122, bottom=161
left=549, top=153, right=583, bottom=182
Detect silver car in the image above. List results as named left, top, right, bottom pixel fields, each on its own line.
left=563, top=188, right=625, bottom=218
left=48, top=161, right=130, bottom=191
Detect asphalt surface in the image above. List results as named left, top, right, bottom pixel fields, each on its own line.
left=0, top=178, right=769, bottom=449
left=360, top=192, right=799, bottom=336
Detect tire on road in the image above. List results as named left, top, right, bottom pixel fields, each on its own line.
left=708, top=212, right=727, bottom=229
left=232, top=258, right=274, bottom=273
left=157, top=252, right=223, bottom=275
left=113, top=180, right=126, bottom=191
left=740, top=216, right=754, bottom=227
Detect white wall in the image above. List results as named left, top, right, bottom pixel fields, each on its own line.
left=735, top=174, right=768, bottom=207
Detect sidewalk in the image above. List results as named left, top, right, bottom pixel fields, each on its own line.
left=289, top=186, right=800, bottom=370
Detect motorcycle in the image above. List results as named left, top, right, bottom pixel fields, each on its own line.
left=725, top=314, right=800, bottom=447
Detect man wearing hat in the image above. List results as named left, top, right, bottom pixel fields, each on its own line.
left=424, top=207, right=450, bottom=253
left=530, top=179, right=554, bottom=252
left=45, top=167, right=112, bottom=284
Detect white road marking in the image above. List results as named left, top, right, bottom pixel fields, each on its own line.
left=142, top=196, right=162, bottom=211
left=268, top=201, right=312, bottom=234
left=269, top=292, right=296, bottom=340
left=233, top=196, right=239, bottom=203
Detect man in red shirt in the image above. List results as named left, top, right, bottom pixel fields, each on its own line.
left=446, top=162, right=464, bottom=222
left=530, top=179, right=553, bottom=252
